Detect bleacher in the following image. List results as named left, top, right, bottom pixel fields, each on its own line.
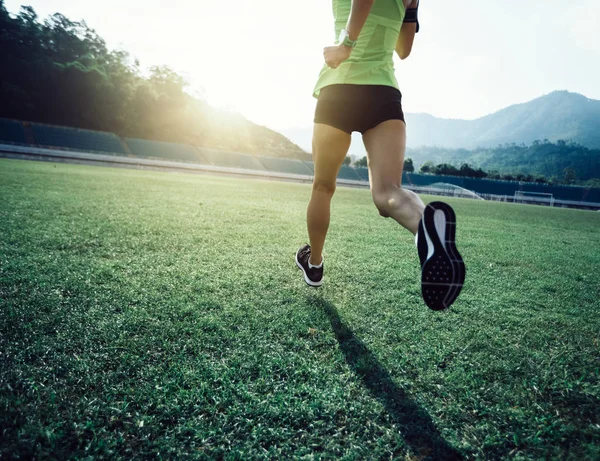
left=303, top=161, right=315, bottom=174
left=125, top=138, right=203, bottom=163
left=0, top=119, right=27, bottom=145
left=199, top=148, right=267, bottom=172
left=31, top=123, right=126, bottom=155
left=337, top=165, right=362, bottom=181
left=257, top=156, right=313, bottom=176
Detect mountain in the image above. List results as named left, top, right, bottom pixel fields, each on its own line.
left=408, top=91, right=600, bottom=149
left=281, top=91, right=600, bottom=155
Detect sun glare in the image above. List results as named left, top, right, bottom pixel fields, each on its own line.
left=150, top=0, right=330, bottom=130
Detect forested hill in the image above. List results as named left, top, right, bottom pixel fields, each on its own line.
left=0, top=2, right=309, bottom=160
left=406, top=91, right=600, bottom=149
left=406, top=141, right=600, bottom=183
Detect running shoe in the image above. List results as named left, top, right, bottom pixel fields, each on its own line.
left=295, top=244, right=323, bottom=287
left=417, top=201, right=466, bottom=310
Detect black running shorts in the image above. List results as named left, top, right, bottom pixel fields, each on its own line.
left=314, top=84, right=405, bottom=134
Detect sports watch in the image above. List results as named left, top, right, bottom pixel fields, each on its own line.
left=338, top=29, right=357, bottom=48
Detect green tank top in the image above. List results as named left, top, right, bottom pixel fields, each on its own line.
left=313, top=0, right=406, bottom=98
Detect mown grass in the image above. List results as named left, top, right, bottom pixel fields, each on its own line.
left=1, top=158, right=599, bottom=460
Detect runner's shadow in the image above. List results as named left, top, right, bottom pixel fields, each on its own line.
left=311, top=297, right=463, bottom=460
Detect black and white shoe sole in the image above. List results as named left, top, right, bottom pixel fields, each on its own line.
left=295, top=248, right=323, bottom=287
left=420, top=202, right=465, bottom=310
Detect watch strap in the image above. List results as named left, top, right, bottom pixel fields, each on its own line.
left=342, top=36, right=357, bottom=48
left=338, top=29, right=357, bottom=48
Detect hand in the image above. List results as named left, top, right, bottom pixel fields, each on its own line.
left=323, top=45, right=352, bottom=69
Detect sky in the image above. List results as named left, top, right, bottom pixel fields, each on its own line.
left=5, top=0, right=600, bottom=131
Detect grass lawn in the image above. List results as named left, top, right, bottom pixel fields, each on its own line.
left=1, top=158, right=599, bottom=460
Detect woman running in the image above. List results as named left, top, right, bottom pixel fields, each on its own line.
left=295, top=0, right=465, bottom=310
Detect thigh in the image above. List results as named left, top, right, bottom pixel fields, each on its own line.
left=312, top=123, right=352, bottom=186
left=362, top=119, right=407, bottom=192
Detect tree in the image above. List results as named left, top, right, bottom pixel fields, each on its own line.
left=435, top=163, right=459, bottom=176
left=403, top=157, right=414, bottom=173
left=459, top=163, right=476, bottom=177
left=420, top=161, right=435, bottom=174
left=343, top=156, right=351, bottom=166
left=563, top=167, right=577, bottom=184
left=354, top=156, right=367, bottom=167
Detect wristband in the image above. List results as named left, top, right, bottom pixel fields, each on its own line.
left=403, top=7, right=420, bottom=33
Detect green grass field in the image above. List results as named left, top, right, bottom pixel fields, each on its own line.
left=1, top=158, right=599, bottom=460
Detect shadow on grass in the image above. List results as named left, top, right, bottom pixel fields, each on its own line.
left=311, top=296, right=463, bottom=460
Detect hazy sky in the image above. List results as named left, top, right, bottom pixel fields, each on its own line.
left=5, top=0, right=600, bottom=130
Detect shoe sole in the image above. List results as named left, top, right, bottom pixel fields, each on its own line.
left=442, top=204, right=466, bottom=306
left=420, top=202, right=465, bottom=310
left=295, top=248, right=323, bottom=287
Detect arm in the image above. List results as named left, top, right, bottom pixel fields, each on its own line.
left=324, top=0, right=376, bottom=69
left=396, top=0, right=419, bottom=60
left=345, top=0, right=376, bottom=41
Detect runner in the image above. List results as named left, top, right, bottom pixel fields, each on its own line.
left=295, top=0, right=465, bottom=310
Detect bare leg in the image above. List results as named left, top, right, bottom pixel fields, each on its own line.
left=362, top=120, right=425, bottom=235
left=307, top=123, right=352, bottom=264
